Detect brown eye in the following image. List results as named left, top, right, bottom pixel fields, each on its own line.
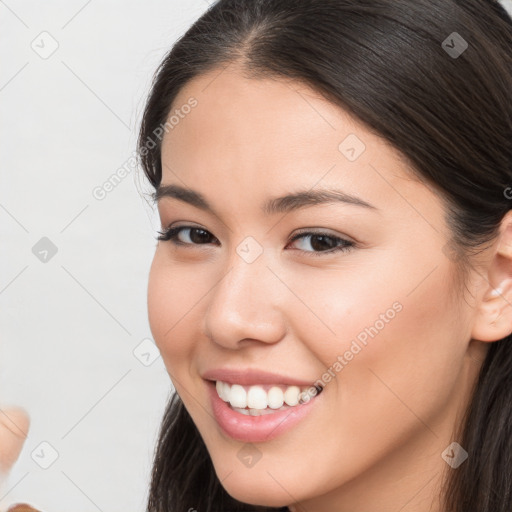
left=157, top=226, right=218, bottom=245
left=156, top=226, right=355, bottom=257
left=287, top=231, right=355, bottom=256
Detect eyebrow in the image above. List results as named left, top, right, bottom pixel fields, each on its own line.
left=152, top=184, right=378, bottom=216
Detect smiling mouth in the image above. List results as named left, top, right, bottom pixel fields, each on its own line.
left=214, top=379, right=323, bottom=415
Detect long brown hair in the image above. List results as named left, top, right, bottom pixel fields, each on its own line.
left=137, top=1, right=512, bottom=510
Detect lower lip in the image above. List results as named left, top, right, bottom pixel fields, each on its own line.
left=206, top=380, right=322, bottom=443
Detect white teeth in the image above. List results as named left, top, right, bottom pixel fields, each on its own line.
left=247, top=386, right=267, bottom=409
left=215, top=380, right=318, bottom=410
left=267, top=386, right=284, bottom=409
left=229, top=384, right=247, bottom=409
left=234, top=407, right=250, bottom=415
left=232, top=406, right=283, bottom=416
left=215, top=380, right=230, bottom=402
left=284, top=386, right=300, bottom=406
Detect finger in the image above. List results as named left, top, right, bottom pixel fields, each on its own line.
left=0, top=407, right=30, bottom=475
left=7, top=504, right=41, bottom=512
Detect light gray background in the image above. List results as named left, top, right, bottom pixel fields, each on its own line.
left=0, top=1, right=211, bottom=511
left=1, top=1, right=511, bottom=511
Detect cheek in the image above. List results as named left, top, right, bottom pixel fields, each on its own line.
left=272, top=262, right=467, bottom=487
left=298, top=253, right=465, bottom=414
left=147, top=253, right=169, bottom=347
left=314, top=259, right=465, bottom=431
left=147, top=251, right=201, bottom=366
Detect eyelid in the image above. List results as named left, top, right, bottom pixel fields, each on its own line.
left=156, top=223, right=356, bottom=257
left=162, top=222, right=353, bottom=241
left=289, top=226, right=355, bottom=243
left=157, top=223, right=220, bottom=245
left=160, top=224, right=339, bottom=239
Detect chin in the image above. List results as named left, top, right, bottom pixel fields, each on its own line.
left=225, top=488, right=290, bottom=509
left=217, top=471, right=295, bottom=509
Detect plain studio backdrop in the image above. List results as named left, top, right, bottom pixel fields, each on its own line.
left=1, top=1, right=512, bottom=511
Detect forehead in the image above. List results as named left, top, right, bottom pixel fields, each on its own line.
left=164, top=65, right=371, bottom=158
left=159, top=65, right=440, bottom=226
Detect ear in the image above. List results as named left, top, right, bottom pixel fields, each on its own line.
left=472, top=210, right=512, bottom=342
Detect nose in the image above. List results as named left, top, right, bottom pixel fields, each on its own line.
left=203, top=246, right=287, bottom=349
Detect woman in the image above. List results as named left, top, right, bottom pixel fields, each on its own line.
left=138, top=0, right=512, bottom=511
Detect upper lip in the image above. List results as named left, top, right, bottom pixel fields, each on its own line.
left=201, top=368, right=318, bottom=387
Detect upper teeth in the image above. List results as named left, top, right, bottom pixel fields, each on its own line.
left=215, top=380, right=315, bottom=409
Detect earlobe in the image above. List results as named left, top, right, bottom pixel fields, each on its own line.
left=472, top=283, right=512, bottom=342
left=470, top=211, right=512, bottom=343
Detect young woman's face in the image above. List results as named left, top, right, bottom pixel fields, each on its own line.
left=147, top=65, right=488, bottom=510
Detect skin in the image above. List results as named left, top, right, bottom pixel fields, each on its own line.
left=0, top=407, right=30, bottom=482
left=147, top=63, right=512, bottom=512
left=0, top=407, right=37, bottom=512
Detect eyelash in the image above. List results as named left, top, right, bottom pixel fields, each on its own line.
left=155, top=225, right=355, bottom=257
